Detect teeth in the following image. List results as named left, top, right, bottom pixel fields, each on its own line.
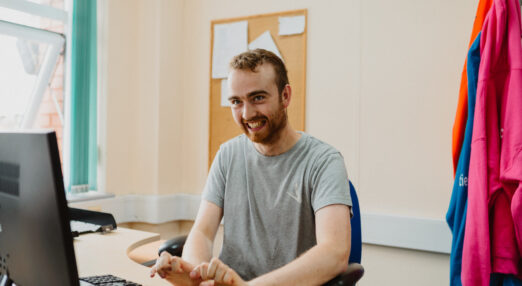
left=248, top=121, right=263, bottom=128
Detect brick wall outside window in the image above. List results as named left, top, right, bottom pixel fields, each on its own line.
left=35, top=0, right=65, bottom=160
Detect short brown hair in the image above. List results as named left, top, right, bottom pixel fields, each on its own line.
left=229, top=49, right=289, bottom=94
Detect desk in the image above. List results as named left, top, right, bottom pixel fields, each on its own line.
left=74, top=227, right=167, bottom=285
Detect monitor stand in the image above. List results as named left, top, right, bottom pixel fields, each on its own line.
left=0, top=274, right=14, bottom=286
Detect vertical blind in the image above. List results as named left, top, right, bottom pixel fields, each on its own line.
left=69, top=0, right=97, bottom=193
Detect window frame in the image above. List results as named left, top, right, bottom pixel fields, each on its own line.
left=0, top=0, right=67, bottom=23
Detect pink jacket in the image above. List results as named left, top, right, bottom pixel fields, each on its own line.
left=463, top=0, right=522, bottom=284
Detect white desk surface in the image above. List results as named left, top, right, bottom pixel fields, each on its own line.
left=74, top=227, right=167, bottom=285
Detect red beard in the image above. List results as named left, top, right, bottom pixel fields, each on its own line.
left=242, top=105, right=287, bottom=145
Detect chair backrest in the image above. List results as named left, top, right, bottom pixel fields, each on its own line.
left=348, top=181, right=362, bottom=264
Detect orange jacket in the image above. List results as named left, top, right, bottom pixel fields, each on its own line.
left=452, top=0, right=493, bottom=174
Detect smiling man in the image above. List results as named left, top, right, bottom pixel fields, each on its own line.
left=151, top=49, right=353, bottom=286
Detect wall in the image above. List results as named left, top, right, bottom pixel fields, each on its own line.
left=359, top=0, right=475, bottom=218
left=102, top=0, right=185, bottom=195
left=100, top=0, right=479, bottom=284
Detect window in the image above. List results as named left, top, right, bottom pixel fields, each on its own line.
left=0, top=0, right=99, bottom=197
left=0, top=21, right=65, bottom=140
left=0, top=0, right=66, bottom=149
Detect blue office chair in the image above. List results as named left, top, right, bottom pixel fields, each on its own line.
left=348, top=180, right=362, bottom=264
left=159, top=181, right=364, bottom=285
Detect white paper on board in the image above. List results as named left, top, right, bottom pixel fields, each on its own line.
left=248, top=31, right=283, bottom=61
left=278, top=15, right=305, bottom=36
left=212, top=21, right=248, bottom=79
left=221, top=79, right=231, bottom=107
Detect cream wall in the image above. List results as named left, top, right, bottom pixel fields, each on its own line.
left=102, top=0, right=185, bottom=195
left=359, top=0, right=475, bottom=218
left=100, top=0, right=479, bottom=285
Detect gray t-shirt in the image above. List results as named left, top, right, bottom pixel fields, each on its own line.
left=203, top=132, right=352, bottom=281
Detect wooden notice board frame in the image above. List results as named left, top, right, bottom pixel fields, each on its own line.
left=209, top=9, right=307, bottom=167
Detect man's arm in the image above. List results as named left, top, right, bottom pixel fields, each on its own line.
left=182, top=200, right=223, bottom=266
left=150, top=200, right=223, bottom=285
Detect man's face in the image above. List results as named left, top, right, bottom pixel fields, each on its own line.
left=227, top=63, right=288, bottom=144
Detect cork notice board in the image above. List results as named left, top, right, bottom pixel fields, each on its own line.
left=209, top=9, right=307, bottom=167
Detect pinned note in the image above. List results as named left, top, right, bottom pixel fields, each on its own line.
left=212, top=21, right=248, bottom=79
left=221, top=79, right=231, bottom=107
left=278, top=15, right=305, bottom=36
left=248, top=31, right=283, bottom=61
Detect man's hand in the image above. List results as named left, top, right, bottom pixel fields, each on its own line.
left=150, top=251, right=202, bottom=286
left=190, top=258, right=248, bottom=286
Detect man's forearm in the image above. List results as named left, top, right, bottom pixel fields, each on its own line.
left=249, top=242, right=349, bottom=286
left=181, top=228, right=214, bottom=266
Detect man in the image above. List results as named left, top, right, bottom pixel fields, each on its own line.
left=150, top=49, right=352, bottom=286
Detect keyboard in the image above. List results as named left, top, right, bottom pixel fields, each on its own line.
left=79, top=274, right=142, bottom=286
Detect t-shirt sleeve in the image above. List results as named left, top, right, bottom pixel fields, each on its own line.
left=202, top=147, right=226, bottom=208
left=310, top=152, right=352, bottom=213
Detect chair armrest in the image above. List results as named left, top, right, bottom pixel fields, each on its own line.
left=322, top=263, right=364, bottom=286
left=158, top=235, right=188, bottom=257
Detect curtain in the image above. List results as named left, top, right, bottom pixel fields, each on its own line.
left=69, top=0, right=97, bottom=193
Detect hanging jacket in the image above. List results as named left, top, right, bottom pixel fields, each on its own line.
left=463, top=0, right=522, bottom=284
left=452, top=0, right=493, bottom=174
left=447, top=32, right=482, bottom=286
left=490, top=273, right=522, bottom=285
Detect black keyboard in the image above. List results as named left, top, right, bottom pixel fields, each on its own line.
left=79, top=274, right=142, bottom=286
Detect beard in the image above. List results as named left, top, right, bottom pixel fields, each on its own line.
left=242, top=103, right=288, bottom=145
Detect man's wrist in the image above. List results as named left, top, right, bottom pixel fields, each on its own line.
left=248, top=277, right=265, bottom=286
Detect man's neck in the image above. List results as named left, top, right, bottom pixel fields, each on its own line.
left=253, top=126, right=301, bottom=156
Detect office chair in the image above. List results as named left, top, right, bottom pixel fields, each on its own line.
left=158, top=181, right=364, bottom=285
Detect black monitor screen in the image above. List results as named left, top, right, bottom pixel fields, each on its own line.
left=0, top=131, right=79, bottom=286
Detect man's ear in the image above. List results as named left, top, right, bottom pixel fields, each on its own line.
left=281, top=84, right=292, bottom=108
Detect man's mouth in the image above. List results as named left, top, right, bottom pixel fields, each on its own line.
left=245, top=120, right=267, bottom=131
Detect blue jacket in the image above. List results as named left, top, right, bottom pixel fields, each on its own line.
left=446, top=32, right=481, bottom=286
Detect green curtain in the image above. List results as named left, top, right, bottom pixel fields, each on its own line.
left=69, top=0, right=97, bottom=192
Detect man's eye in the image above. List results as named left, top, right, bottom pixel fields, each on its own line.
left=231, top=99, right=240, bottom=105
left=253, top=96, right=264, bottom=102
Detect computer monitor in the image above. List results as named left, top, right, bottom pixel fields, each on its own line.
left=0, top=131, right=79, bottom=286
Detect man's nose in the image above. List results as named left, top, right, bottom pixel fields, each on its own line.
left=242, top=102, right=256, bottom=120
